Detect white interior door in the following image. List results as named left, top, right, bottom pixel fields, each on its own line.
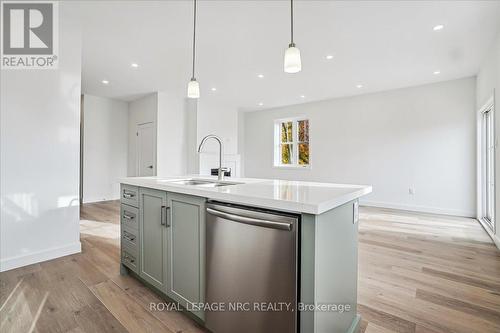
left=137, top=122, right=156, bottom=176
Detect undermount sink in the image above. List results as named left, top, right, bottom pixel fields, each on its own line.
left=166, top=179, right=241, bottom=187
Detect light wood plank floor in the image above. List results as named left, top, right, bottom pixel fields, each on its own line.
left=1, top=201, right=499, bottom=333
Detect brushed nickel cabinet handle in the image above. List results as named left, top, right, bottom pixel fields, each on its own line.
left=161, top=205, right=166, bottom=226
left=166, top=206, right=171, bottom=227
left=123, top=231, right=136, bottom=242
left=124, top=254, right=135, bottom=264
left=161, top=206, right=171, bottom=227
left=123, top=192, right=135, bottom=199
left=122, top=214, right=135, bottom=220
left=353, top=201, right=359, bottom=224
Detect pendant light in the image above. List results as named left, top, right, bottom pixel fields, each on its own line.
left=284, top=0, right=301, bottom=73
left=187, top=0, right=200, bottom=98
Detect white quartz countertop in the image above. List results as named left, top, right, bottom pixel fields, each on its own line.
left=119, top=176, right=372, bottom=215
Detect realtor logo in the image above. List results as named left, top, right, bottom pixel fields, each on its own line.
left=1, top=1, right=58, bottom=69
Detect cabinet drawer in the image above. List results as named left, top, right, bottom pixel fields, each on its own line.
left=121, top=226, right=138, bottom=253
left=121, top=185, right=139, bottom=207
left=121, top=204, right=139, bottom=230
left=121, top=246, right=138, bottom=273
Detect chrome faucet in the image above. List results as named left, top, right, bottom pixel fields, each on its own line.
left=197, top=134, right=228, bottom=181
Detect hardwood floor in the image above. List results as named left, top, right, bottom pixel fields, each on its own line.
left=1, top=201, right=499, bottom=333
left=358, top=207, right=500, bottom=333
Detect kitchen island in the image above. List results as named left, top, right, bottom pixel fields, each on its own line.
left=119, top=176, right=372, bottom=333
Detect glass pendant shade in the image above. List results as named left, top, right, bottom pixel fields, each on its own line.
left=284, top=44, right=302, bottom=73
left=187, top=78, right=200, bottom=99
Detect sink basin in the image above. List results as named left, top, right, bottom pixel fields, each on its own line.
left=166, top=179, right=241, bottom=187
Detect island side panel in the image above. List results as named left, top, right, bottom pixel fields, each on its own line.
left=300, top=214, right=316, bottom=332
left=302, top=200, right=360, bottom=333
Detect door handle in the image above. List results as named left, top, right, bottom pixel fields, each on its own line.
left=353, top=201, right=359, bottom=224
left=166, top=206, right=171, bottom=227
left=161, top=206, right=171, bottom=227
left=161, top=205, right=166, bottom=226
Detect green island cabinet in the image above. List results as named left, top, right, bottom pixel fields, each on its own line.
left=120, top=184, right=206, bottom=321
left=120, top=183, right=362, bottom=332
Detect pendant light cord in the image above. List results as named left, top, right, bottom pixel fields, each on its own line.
left=191, top=0, right=197, bottom=80
left=290, top=0, right=294, bottom=45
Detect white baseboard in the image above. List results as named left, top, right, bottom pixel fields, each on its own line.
left=360, top=200, right=475, bottom=218
left=477, top=218, right=500, bottom=250
left=0, top=242, right=82, bottom=272
left=493, top=234, right=500, bottom=250
left=83, top=196, right=120, bottom=204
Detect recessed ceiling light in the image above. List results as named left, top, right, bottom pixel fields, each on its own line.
left=211, top=87, right=217, bottom=91
left=131, top=63, right=139, bottom=68
left=300, top=95, right=305, bottom=98
left=258, top=102, right=264, bottom=106
left=356, top=84, right=363, bottom=88
left=325, top=55, right=334, bottom=60
left=102, top=80, right=109, bottom=85
left=433, top=70, right=441, bottom=75
left=433, top=24, right=444, bottom=31
left=257, top=74, right=264, bottom=78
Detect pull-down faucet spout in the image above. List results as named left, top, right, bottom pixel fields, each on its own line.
left=198, top=134, right=227, bottom=181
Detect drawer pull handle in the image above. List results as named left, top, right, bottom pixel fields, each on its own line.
left=123, top=232, right=136, bottom=242
left=124, top=255, right=135, bottom=263
left=123, top=192, right=135, bottom=199
left=122, top=214, right=135, bottom=220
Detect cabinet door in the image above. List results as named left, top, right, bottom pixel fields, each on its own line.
left=139, top=188, right=168, bottom=292
left=166, top=193, right=206, bottom=320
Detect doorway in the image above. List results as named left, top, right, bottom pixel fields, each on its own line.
left=479, top=97, right=495, bottom=233
left=136, top=122, right=156, bottom=176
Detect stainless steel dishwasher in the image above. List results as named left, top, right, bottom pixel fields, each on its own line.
left=205, top=201, right=299, bottom=333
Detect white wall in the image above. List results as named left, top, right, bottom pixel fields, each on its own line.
left=243, top=77, right=477, bottom=217
left=82, top=95, right=128, bottom=203
left=0, top=3, right=82, bottom=271
left=128, top=93, right=157, bottom=176
left=197, top=100, right=240, bottom=175
left=197, top=101, right=238, bottom=155
left=186, top=99, right=199, bottom=175
left=476, top=31, right=500, bottom=246
left=128, top=91, right=194, bottom=177
left=156, top=91, right=187, bottom=176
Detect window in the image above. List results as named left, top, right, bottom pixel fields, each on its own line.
left=481, top=103, right=495, bottom=231
left=274, top=118, right=310, bottom=167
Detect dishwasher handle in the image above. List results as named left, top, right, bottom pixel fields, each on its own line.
left=206, top=207, right=293, bottom=231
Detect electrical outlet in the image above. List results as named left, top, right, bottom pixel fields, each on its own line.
left=408, top=187, right=415, bottom=195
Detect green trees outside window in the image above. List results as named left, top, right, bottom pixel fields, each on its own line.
left=276, top=118, right=309, bottom=167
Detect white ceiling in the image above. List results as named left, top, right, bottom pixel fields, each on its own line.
left=79, top=0, right=500, bottom=110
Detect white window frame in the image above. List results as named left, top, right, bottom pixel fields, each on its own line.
left=478, top=95, right=496, bottom=235
left=273, top=117, right=310, bottom=169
